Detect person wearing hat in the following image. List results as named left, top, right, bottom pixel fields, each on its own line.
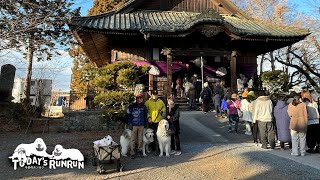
left=240, top=92, right=253, bottom=135
left=127, top=93, right=148, bottom=159
left=145, top=90, right=166, bottom=154
left=227, top=93, right=241, bottom=133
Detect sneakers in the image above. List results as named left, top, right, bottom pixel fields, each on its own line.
left=174, top=151, right=181, bottom=155
left=245, top=132, right=252, bottom=135
left=170, top=150, right=177, bottom=155
left=228, top=129, right=233, bottom=133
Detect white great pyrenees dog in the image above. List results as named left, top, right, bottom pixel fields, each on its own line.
left=120, top=128, right=154, bottom=157
left=9, top=138, right=50, bottom=162
left=93, top=135, right=114, bottom=147
left=51, top=144, right=84, bottom=161
left=156, top=119, right=171, bottom=157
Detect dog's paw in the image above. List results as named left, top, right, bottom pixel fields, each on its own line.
left=166, top=154, right=170, bottom=157
left=159, top=154, right=163, bottom=157
left=143, top=154, right=147, bottom=157
left=122, top=154, right=127, bottom=157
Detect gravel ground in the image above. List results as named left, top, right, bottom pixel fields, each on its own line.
left=1, top=111, right=320, bottom=180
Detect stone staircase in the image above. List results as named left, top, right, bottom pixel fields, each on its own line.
left=174, top=97, right=215, bottom=111
left=174, top=97, right=202, bottom=111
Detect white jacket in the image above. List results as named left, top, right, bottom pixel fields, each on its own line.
left=240, top=99, right=253, bottom=122
left=252, top=96, right=273, bottom=123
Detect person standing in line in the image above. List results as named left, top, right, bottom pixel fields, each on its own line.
left=187, top=82, right=196, bottom=111
left=240, top=92, right=253, bottom=135
left=166, top=98, right=181, bottom=155
left=287, top=96, right=308, bottom=156
left=221, top=97, right=228, bottom=118
left=127, top=94, right=148, bottom=159
left=252, top=91, right=276, bottom=149
left=274, top=97, right=292, bottom=149
left=213, top=83, right=223, bottom=117
left=248, top=91, right=260, bottom=145
left=145, top=90, right=166, bottom=155
left=200, top=82, right=212, bottom=113
left=301, top=90, right=320, bottom=153
left=176, top=77, right=183, bottom=98
left=227, top=93, right=241, bottom=133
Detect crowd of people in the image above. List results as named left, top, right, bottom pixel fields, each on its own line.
left=223, top=88, right=320, bottom=156
left=127, top=73, right=320, bottom=158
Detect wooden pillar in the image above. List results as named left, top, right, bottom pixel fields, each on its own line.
left=230, top=51, right=237, bottom=91
left=162, top=48, right=172, bottom=99
left=148, top=74, right=153, bottom=94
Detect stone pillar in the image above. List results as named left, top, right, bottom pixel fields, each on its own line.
left=230, top=51, right=237, bottom=91
left=0, top=64, right=16, bottom=101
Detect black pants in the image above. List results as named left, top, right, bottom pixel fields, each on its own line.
left=306, top=124, right=320, bottom=149
left=171, top=120, right=181, bottom=151
left=189, top=96, right=196, bottom=110
left=214, top=104, right=222, bottom=116
left=202, top=100, right=210, bottom=112
left=148, top=122, right=159, bottom=153
left=252, top=123, right=260, bottom=143
left=258, top=121, right=276, bottom=149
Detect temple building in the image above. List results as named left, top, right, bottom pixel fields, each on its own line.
left=69, top=0, right=310, bottom=97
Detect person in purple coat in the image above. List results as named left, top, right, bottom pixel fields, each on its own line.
left=274, top=98, right=292, bottom=149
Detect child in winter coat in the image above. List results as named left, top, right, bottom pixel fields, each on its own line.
left=221, top=97, right=228, bottom=118
left=227, top=93, right=241, bottom=133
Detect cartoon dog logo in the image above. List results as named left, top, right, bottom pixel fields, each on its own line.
left=9, top=138, right=50, bottom=162
left=51, top=144, right=84, bottom=161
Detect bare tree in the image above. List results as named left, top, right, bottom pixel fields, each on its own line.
left=0, top=0, right=80, bottom=107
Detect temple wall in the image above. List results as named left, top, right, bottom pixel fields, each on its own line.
left=111, top=48, right=152, bottom=62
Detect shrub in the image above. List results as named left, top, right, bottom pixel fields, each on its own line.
left=117, top=68, right=139, bottom=88
left=94, top=91, right=134, bottom=124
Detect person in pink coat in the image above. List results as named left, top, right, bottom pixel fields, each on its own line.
left=227, top=93, right=241, bottom=133
left=287, top=96, right=308, bottom=156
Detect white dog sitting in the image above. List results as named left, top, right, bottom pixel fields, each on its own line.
left=156, top=119, right=171, bottom=157
left=93, top=135, right=114, bottom=147
left=120, top=128, right=154, bottom=157
left=9, top=138, right=50, bottom=162
left=51, top=144, right=84, bottom=161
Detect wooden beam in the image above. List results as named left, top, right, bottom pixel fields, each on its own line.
left=171, top=48, right=231, bottom=56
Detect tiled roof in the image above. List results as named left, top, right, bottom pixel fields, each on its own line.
left=70, top=10, right=310, bottom=37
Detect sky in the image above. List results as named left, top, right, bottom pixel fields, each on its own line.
left=0, top=0, right=316, bottom=92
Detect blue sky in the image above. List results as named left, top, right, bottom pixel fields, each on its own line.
left=0, top=0, right=316, bottom=92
